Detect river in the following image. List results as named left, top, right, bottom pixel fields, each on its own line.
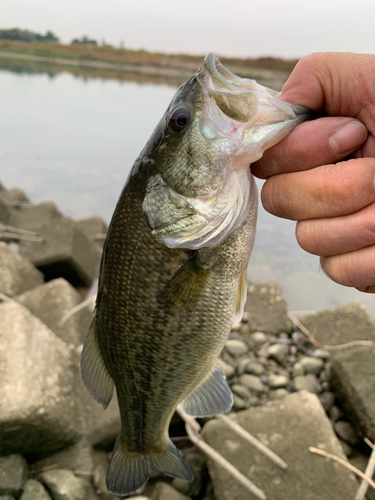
left=1, top=65, right=373, bottom=316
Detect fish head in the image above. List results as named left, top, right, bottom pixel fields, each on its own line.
left=143, top=53, right=310, bottom=250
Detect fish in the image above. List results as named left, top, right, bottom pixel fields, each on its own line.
left=81, top=53, right=310, bottom=496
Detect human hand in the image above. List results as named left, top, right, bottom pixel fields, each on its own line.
left=252, top=52, right=375, bottom=292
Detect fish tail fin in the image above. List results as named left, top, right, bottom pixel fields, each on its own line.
left=106, top=435, right=193, bottom=496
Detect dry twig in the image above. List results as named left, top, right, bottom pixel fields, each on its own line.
left=177, top=406, right=267, bottom=500
left=0, top=223, right=44, bottom=242
left=287, top=312, right=374, bottom=351
left=309, top=447, right=375, bottom=491
left=355, top=439, right=375, bottom=500
left=59, top=295, right=96, bottom=327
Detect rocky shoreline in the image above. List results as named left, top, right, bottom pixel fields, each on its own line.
left=1, top=179, right=374, bottom=500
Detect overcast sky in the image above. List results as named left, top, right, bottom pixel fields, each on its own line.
left=2, top=0, right=375, bottom=58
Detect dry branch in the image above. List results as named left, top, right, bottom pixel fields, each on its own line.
left=59, top=294, right=96, bottom=327
left=355, top=439, right=375, bottom=500
left=287, top=312, right=374, bottom=351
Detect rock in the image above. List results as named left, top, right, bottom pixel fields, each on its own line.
left=12, top=212, right=100, bottom=286
left=267, top=344, right=288, bottom=364
left=202, top=392, right=357, bottom=500
left=250, top=332, right=267, bottom=345
left=0, top=496, right=15, bottom=500
left=0, top=455, right=28, bottom=497
left=172, top=451, right=206, bottom=498
left=299, top=302, right=375, bottom=347
left=293, top=374, right=321, bottom=394
left=232, top=394, right=249, bottom=410
left=268, top=374, right=289, bottom=389
left=231, top=384, right=251, bottom=400
left=77, top=217, right=108, bottom=246
left=225, top=340, right=248, bottom=356
left=92, top=457, right=115, bottom=500
left=16, top=278, right=92, bottom=346
left=244, top=281, right=293, bottom=334
left=292, top=362, right=304, bottom=377
left=151, top=482, right=191, bottom=500
left=217, top=358, right=235, bottom=379
left=39, top=469, right=91, bottom=500
left=0, top=198, right=11, bottom=224
left=299, top=357, right=324, bottom=375
left=9, top=202, right=62, bottom=229
left=0, top=243, right=43, bottom=297
left=20, top=480, right=52, bottom=500
left=319, top=391, right=335, bottom=412
left=0, top=187, right=29, bottom=206
left=313, top=349, right=330, bottom=360
left=238, top=374, right=266, bottom=392
left=0, top=302, right=82, bottom=454
left=338, top=439, right=354, bottom=458
left=269, top=388, right=289, bottom=400
left=329, top=405, right=344, bottom=423
left=331, top=346, right=375, bottom=441
left=334, top=420, right=360, bottom=446
left=243, top=360, right=265, bottom=376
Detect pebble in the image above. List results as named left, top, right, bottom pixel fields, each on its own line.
left=39, top=469, right=90, bottom=500
left=284, top=355, right=297, bottom=366
left=0, top=455, right=28, bottom=498
left=339, top=438, right=354, bottom=457
left=313, top=349, right=330, bottom=360
left=319, top=391, right=335, bottom=412
left=225, top=339, right=248, bottom=356
left=268, top=374, right=289, bottom=389
left=267, top=344, right=288, bottom=364
left=329, top=405, right=344, bottom=423
left=218, top=359, right=235, bottom=379
left=292, top=374, right=321, bottom=394
left=334, top=420, right=359, bottom=446
left=232, top=394, right=248, bottom=411
left=269, top=388, right=289, bottom=400
left=244, top=360, right=265, bottom=376
left=250, top=332, right=267, bottom=345
left=231, top=384, right=251, bottom=400
left=279, top=332, right=289, bottom=339
left=239, top=374, right=266, bottom=392
left=292, top=362, right=304, bottom=378
left=299, top=357, right=324, bottom=375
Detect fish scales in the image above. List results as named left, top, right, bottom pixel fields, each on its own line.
left=81, top=52, right=311, bottom=495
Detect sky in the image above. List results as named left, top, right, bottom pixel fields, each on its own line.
left=2, top=0, right=375, bottom=59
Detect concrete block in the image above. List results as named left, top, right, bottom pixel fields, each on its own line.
left=202, top=392, right=357, bottom=500
left=77, top=217, right=107, bottom=248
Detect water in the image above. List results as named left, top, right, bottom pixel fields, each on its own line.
left=1, top=66, right=373, bottom=316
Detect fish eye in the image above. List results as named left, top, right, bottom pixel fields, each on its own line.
left=169, top=107, right=191, bottom=133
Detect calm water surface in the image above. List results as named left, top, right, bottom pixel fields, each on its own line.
left=1, top=68, right=373, bottom=315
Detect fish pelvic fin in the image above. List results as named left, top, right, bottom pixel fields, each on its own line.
left=234, top=266, right=248, bottom=325
left=81, top=315, right=114, bottom=409
left=181, top=363, right=233, bottom=417
left=106, top=435, right=193, bottom=496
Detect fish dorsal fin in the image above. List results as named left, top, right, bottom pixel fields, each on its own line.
left=233, top=267, right=247, bottom=325
left=161, top=256, right=212, bottom=312
left=81, top=315, right=114, bottom=409
left=181, top=363, right=233, bottom=417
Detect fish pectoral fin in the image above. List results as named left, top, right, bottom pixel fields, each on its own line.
left=106, top=435, right=193, bottom=496
left=181, top=363, right=233, bottom=417
left=234, top=266, right=248, bottom=325
left=161, top=256, right=212, bottom=311
left=81, top=315, right=114, bottom=409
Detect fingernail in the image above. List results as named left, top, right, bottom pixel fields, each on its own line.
left=329, top=121, right=368, bottom=154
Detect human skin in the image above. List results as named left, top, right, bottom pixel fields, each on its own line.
left=251, top=52, right=375, bottom=293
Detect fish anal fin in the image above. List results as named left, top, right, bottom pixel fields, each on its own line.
left=181, top=363, right=233, bottom=418
left=81, top=316, right=114, bottom=409
left=106, top=435, right=193, bottom=496
left=161, top=257, right=212, bottom=311
left=234, top=266, right=247, bottom=325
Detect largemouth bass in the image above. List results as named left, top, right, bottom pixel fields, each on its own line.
left=81, top=53, right=310, bottom=496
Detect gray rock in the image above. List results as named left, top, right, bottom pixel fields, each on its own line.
left=217, top=358, right=235, bottom=379
left=0, top=455, right=28, bottom=497
left=338, top=439, right=354, bottom=458
left=0, top=302, right=82, bottom=454
left=313, top=349, right=330, bottom=360
left=239, top=374, right=266, bottom=392
left=299, top=302, right=375, bottom=347
left=225, top=339, right=248, bottom=356
left=329, top=405, right=344, bottom=423
left=319, top=391, right=335, bottom=412
left=269, top=388, right=289, bottom=400
left=92, top=457, right=116, bottom=500
left=232, top=394, right=249, bottom=411
left=0, top=198, right=12, bottom=224
left=243, top=360, right=265, bottom=376
left=0, top=495, right=15, bottom=500
left=334, top=420, right=360, bottom=446
left=39, top=469, right=91, bottom=500
left=267, top=344, right=288, bottom=364
left=231, top=384, right=251, bottom=400
left=151, top=482, right=190, bottom=500
left=0, top=242, right=43, bottom=297
left=268, top=374, right=289, bottom=389
left=202, top=392, right=358, bottom=500
left=331, top=346, right=375, bottom=441
left=172, top=451, right=206, bottom=498
left=0, top=187, right=29, bottom=206
left=299, top=357, right=324, bottom=375
left=13, top=213, right=100, bottom=286
left=16, top=278, right=92, bottom=346
left=250, top=331, right=267, bottom=345
left=9, top=202, right=62, bottom=229
left=293, top=374, right=321, bottom=394
left=20, top=480, right=52, bottom=500
left=244, top=281, right=293, bottom=334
